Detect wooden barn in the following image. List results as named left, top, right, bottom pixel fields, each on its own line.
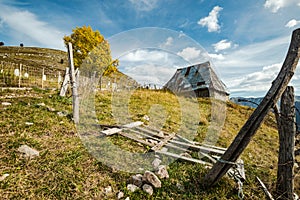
left=164, top=61, right=229, bottom=100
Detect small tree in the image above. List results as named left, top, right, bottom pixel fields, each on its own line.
left=63, top=25, right=118, bottom=76
left=0, top=42, right=4, bottom=46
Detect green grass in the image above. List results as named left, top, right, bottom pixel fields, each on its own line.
left=0, top=88, right=298, bottom=199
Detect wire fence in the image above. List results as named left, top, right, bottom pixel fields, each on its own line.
left=0, top=61, right=65, bottom=89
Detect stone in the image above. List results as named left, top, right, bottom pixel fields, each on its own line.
left=0, top=174, right=9, bottom=181
left=130, top=174, right=143, bottom=187
left=57, top=111, right=67, bottom=117
left=142, top=184, right=153, bottom=195
left=2, top=102, right=11, bottom=106
left=143, top=115, right=150, bottom=121
left=127, top=184, right=139, bottom=192
left=104, top=186, right=112, bottom=194
left=152, top=158, right=162, bottom=168
left=25, top=122, right=34, bottom=126
left=36, top=103, right=46, bottom=107
left=143, top=171, right=161, bottom=188
left=18, top=145, right=39, bottom=158
left=117, top=191, right=124, bottom=199
left=155, top=165, right=169, bottom=179
left=47, top=107, right=56, bottom=112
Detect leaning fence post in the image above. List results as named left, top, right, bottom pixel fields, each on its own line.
left=67, top=42, right=79, bottom=123
left=276, top=86, right=295, bottom=199
left=203, top=28, right=300, bottom=187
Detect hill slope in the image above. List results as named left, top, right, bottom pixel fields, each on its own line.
left=0, top=46, right=68, bottom=70
left=1, top=88, right=298, bottom=199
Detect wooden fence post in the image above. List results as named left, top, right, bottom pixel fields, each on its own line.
left=67, top=42, right=79, bottom=124
left=203, top=28, right=300, bottom=187
left=42, top=68, right=45, bottom=89
left=276, top=86, right=295, bottom=199
left=18, top=63, right=22, bottom=88
left=60, top=67, right=70, bottom=96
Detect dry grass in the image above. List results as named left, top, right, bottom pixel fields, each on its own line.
left=0, top=88, right=296, bottom=199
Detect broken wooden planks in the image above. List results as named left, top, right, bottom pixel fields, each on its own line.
left=100, top=122, right=226, bottom=166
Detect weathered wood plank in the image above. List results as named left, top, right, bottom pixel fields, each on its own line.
left=276, top=86, right=295, bottom=199
left=119, top=131, right=154, bottom=147
left=122, top=121, right=143, bottom=128
left=126, top=129, right=191, bottom=152
left=155, top=150, right=212, bottom=166
left=151, top=133, right=176, bottom=151
left=101, top=128, right=122, bottom=135
left=203, top=28, right=300, bottom=187
left=169, top=140, right=225, bottom=155
left=134, top=126, right=166, bottom=138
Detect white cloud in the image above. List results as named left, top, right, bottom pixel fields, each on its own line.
left=264, top=0, right=300, bottom=13
left=285, top=19, right=300, bottom=28
left=129, top=0, right=159, bottom=11
left=228, top=63, right=282, bottom=96
left=0, top=3, right=64, bottom=49
left=160, top=37, right=173, bottom=48
left=121, top=49, right=169, bottom=63
left=177, top=47, right=201, bottom=62
left=122, top=64, right=176, bottom=87
left=119, top=48, right=189, bottom=87
left=208, top=53, right=225, bottom=60
left=198, top=6, right=223, bottom=32
left=213, top=39, right=232, bottom=52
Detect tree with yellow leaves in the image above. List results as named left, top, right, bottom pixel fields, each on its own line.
left=63, top=25, right=118, bottom=76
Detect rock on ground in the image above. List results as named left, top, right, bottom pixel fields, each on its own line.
left=152, top=158, right=162, bottom=168
left=143, top=171, right=161, bottom=188
left=129, top=174, right=143, bottom=187
left=127, top=184, right=139, bottom=192
left=142, top=184, right=154, bottom=195
left=18, top=145, right=39, bottom=158
left=155, top=165, right=169, bottom=179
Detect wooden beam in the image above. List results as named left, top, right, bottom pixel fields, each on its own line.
left=151, top=133, right=176, bottom=151
left=156, top=150, right=212, bottom=166
left=203, top=28, right=300, bottom=187
left=169, top=140, right=225, bottom=155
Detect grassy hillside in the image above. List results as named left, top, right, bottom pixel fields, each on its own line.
left=1, top=88, right=297, bottom=199
left=0, top=46, right=68, bottom=70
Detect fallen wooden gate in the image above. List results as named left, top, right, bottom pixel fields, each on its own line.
left=100, top=121, right=227, bottom=166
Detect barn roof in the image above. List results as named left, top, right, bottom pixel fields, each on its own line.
left=164, top=61, right=229, bottom=96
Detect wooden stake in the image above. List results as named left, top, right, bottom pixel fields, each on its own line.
left=42, top=68, right=44, bottom=89
left=276, top=86, right=295, bottom=199
left=18, top=63, right=22, bottom=88
left=67, top=42, right=79, bottom=123
left=203, top=28, right=300, bottom=187
left=60, top=67, right=70, bottom=96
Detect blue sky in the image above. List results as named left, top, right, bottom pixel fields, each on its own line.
left=0, top=0, right=300, bottom=97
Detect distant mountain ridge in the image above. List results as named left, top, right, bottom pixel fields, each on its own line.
left=231, top=96, right=300, bottom=130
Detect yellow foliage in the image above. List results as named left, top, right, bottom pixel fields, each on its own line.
left=63, top=25, right=118, bottom=76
